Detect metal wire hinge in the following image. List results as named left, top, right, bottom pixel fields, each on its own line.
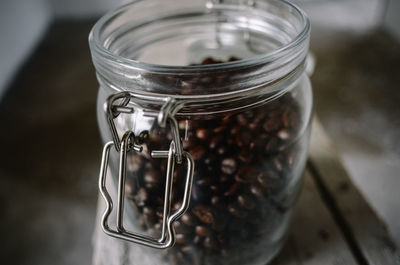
left=98, top=92, right=195, bottom=249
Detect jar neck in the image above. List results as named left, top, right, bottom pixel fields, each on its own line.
left=89, top=0, right=310, bottom=115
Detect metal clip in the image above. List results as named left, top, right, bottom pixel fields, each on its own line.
left=99, top=92, right=195, bottom=248
left=99, top=134, right=194, bottom=248
left=104, top=92, right=183, bottom=163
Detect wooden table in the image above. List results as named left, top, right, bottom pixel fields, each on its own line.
left=93, top=119, right=400, bottom=265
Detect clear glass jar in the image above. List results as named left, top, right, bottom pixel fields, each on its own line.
left=89, top=0, right=311, bottom=264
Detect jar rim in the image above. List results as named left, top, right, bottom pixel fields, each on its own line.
left=89, top=0, right=310, bottom=74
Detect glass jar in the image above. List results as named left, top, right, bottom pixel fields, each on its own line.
left=89, top=0, right=312, bottom=264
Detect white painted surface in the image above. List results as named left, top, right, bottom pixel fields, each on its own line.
left=384, top=0, right=400, bottom=40
left=0, top=0, right=53, bottom=100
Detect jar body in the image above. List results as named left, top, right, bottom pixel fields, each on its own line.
left=96, top=74, right=312, bottom=265
left=91, top=0, right=312, bottom=264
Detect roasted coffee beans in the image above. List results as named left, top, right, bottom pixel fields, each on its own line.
left=122, top=58, right=306, bottom=265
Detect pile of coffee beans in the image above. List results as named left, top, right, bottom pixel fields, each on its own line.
left=123, top=57, right=305, bottom=265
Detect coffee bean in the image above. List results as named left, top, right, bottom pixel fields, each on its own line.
left=174, top=221, right=191, bottom=234
left=228, top=204, right=247, bottom=218
left=219, top=175, right=229, bottom=183
left=181, top=213, right=195, bottom=226
left=193, top=235, right=202, bottom=244
left=204, top=154, right=217, bottom=165
left=236, top=114, right=248, bottom=126
left=190, top=146, right=206, bottom=160
left=230, top=125, right=241, bottom=135
left=202, top=57, right=215, bottom=64
left=234, top=167, right=257, bottom=183
left=144, top=169, right=160, bottom=189
left=134, top=188, right=148, bottom=207
left=125, top=178, right=137, bottom=199
left=235, top=131, right=251, bottom=148
left=237, top=194, right=255, bottom=209
left=282, top=108, right=299, bottom=128
left=196, top=128, right=209, bottom=140
left=173, top=201, right=183, bottom=211
left=224, top=182, right=240, bottom=197
left=213, top=125, right=226, bottom=133
left=217, top=146, right=228, bottom=155
left=181, top=245, right=194, bottom=253
left=277, top=128, right=291, bottom=140
left=266, top=137, right=279, bottom=153
left=203, top=236, right=216, bottom=249
left=209, top=135, right=222, bottom=149
left=176, top=233, right=187, bottom=244
left=248, top=122, right=258, bottom=130
left=209, top=185, right=219, bottom=192
left=221, top=158, right=237, bottom=175
left=143, top=206, right=155, bottom=224
left=195, top=225, right=211, bottom=236
left=263, top=117, right=281, bottom=132
left=250, top=184, right=264, bottom=198
left=238, top=149, right=253, bottom=163
left=127, top=154, right=143, bottom=172
left=257, top=171, right=279, bottom=188
left=274, top=158, right=284, bottom=172
left=211, top=196, right=220, bottom=206
left=192, top=205, right=215, bottom=224
left=196, top=177, right=212, bottom=186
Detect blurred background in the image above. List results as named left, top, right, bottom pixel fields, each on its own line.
left=0, top=0, right=399, bottom=264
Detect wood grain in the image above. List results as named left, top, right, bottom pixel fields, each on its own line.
left=309, top=119, right=400, bottom=265
left=272, top=171, right=358, bottom=265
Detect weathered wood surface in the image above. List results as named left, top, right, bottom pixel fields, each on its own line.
left=309, top=119, right=400, bottom=265
left=271, top=171, right=358, bottom=265
left=92, top=119, right=399, bottom=264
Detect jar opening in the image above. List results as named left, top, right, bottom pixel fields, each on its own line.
left=89, top=0, right=310, bottom=113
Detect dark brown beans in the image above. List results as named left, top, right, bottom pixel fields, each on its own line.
left=134, top=188, right=148, bottom=207
left=250, top=184, right=264, bottom=198
left=277, top=128, right=291, bottom=140
left=190, top=146, right=206, bottom=160
left=224, top=182, right=240, bottom=197
left=211, top=196, right=220, bottom=206
left=144, top=169, right=160, bottom=188
left=228, top=204, right=247, bottom=218
left=192, top=205, right=215, bottom=224
left=195, top=225, right=211, bottom=236
left=237, top=194, right=255, bottom=209
left=209, top=135, right=222, bottom=149
left=236, top=114, right=247, bottom=126
left=257, top=171, right=279, bottom=188
left=181, top=213, right=195, bottom=226
left=203, top=236, right=216, bottom=249
left=263, top=117, right=281, bottom=132
left=196, top=128, right=209, bottom=140
left=125, top=178, right=136, bottom=199
left=221, top=158, right=237, bottom=175
left=143, top=206, right=155, bottom=223
left=176, top=233, right=187, bottom=244
left=122, top=56, right=304, bottom=265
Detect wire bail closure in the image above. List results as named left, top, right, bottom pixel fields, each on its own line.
left=98, top=92, right=194, bottom=248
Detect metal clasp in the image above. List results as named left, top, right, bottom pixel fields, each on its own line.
left=104, top=91, right=184, bottom=163
left=98, top=92, right=195, bottom=249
